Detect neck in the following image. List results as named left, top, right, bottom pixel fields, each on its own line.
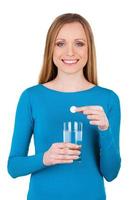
left=52, top=71, right=91, bottom=91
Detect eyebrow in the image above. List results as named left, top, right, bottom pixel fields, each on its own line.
left=56, top=38, right=86, bottom=42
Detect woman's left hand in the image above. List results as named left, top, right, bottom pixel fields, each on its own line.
left=75, top=106, right=109, bottom=131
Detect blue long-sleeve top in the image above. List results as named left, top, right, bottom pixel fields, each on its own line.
left=7, top=84, right=121, bottom=200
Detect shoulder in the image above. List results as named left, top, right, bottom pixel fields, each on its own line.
left=20, top=84, right=41, bottom=95
left=17, top=84, right=41, bottom=104
left=96, top=85, right=120, bottom=106
left=96, top=85, right=119, bottom=97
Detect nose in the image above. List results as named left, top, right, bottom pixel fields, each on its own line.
left=66, top=44, right=75, bottom=56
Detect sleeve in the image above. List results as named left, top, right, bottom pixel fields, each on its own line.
left=7, top=89, right=48, bottom=178
left=98, top=90, right=121, bottom=182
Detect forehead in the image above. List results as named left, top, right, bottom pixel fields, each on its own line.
left=56, top=22, right=87, bottom=40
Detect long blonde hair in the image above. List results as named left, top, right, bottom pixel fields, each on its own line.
left=38, top=13, right=98, bottom=85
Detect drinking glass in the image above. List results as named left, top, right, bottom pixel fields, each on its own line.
left=63, top=121, right=83, bottom=162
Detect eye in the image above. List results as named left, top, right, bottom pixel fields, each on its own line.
left=56, top=42, right=65, bottom=47
left=75, top=42, right=85, bottom=47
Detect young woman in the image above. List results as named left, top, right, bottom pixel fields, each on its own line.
left=8, top=13, right=121, bottom=200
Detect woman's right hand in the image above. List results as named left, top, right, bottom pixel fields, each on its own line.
left=43, top=142, right=81, bottom=166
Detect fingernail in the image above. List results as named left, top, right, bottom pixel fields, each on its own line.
left=75, top=156, right=79, bottom=159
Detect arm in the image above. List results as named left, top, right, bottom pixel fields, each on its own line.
left=7, top=89, right=47, bottom=178
left=98, top=91, right=121, bottom=182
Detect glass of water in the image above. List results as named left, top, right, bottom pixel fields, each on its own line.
left=63, top=121, right=83, bottom=162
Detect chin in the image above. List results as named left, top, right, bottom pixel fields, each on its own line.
left=61, top=67, right=83, bottom=74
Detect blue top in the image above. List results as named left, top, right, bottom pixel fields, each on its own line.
left=7, top=84, right=121, bottom=200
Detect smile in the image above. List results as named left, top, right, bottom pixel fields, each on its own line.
left=62, top=59, right=79, bottom=64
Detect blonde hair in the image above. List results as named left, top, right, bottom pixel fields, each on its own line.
left=38, top=13, right=98, bottom=85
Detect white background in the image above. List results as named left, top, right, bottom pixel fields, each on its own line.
left=0, top=0, right=132, bottom=199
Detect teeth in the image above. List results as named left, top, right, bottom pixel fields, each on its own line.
left=62, top=59, right=78, bottom=64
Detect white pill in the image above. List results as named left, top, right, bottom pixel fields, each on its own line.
left=70, top=106, right=77, bottom=113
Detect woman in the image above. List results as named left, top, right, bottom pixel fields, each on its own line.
left=8, top=13, right=121, bottom=200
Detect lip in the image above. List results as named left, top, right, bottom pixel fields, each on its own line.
left=62, top=59, right=79, bottom=64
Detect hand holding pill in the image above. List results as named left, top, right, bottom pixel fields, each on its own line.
left=70, top=105, right=109, bottom=131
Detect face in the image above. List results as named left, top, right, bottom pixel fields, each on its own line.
left=53, top=22, right=88, bottom=75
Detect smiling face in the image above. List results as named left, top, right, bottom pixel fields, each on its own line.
left=53, top=22, right=88, bottom=75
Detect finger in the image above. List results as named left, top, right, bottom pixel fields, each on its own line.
left=54, top=154, right=79, bottom=160
left=89, top=120, right=102, bottom=126
left=88, top=106, right=103, bottom=111
left=75, top=106, right=103, bottom=113
left=58, top=149, right=81, bottom=156
left=75, top=106, right=89, bottom=112
left=54, top=159, right=73, bottom=164
left=83, top=110, right=100, bottom=115
left=87, top=114, right=100, bottom=120
left=54, top=142, right=80, bottom=149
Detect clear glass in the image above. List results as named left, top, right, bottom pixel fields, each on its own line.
left=63, top=121, right=83, bottom=162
